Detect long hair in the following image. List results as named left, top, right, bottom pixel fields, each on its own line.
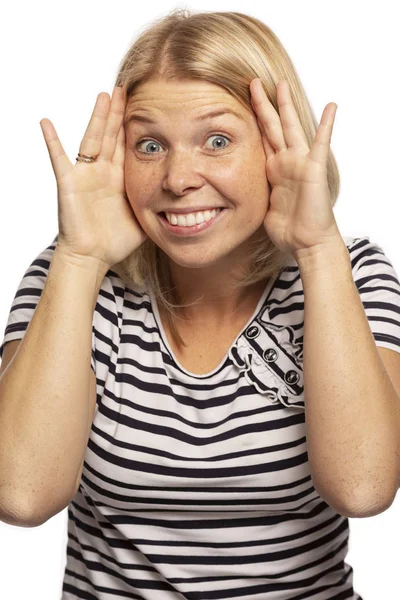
left=112, top=8, right=340, bottom=347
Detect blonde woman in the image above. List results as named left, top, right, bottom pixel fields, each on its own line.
left=0, top=8, right=399, bottom=600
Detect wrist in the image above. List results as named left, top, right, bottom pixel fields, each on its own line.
left=293, top=239, right=352, bottom=279
left=54, top=246, right=110, bottom=278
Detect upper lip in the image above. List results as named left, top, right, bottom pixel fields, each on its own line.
left=159, top=206, right=226, bottom=215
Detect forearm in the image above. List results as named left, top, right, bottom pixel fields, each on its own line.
left=0, top=249, right=107, bottom=521
left=295, top=239, right=400, bottom=515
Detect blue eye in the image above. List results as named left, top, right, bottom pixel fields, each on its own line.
left=137, top=140, right=162, bottom=154
left=206, top=134, right=230, bottom=151
left=136, top=134, right=231, bottom=154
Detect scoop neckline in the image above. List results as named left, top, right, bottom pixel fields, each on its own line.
left=148, top=276, right=277, bottom=378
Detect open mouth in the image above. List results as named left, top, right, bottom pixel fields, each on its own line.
left=157, top=208, right=227, bottom=236
left=158, top=209, right=225, bottom=224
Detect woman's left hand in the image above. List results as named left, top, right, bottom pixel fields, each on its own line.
left=250, top=78, right=341, bottom=257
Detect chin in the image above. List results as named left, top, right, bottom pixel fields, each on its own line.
left=166, top=245, right=242, bottom=270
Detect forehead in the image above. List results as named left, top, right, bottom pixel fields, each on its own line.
left=125, top=78, right=250, bottom=123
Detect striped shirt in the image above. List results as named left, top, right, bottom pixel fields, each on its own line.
left=2, top=233, right=399, bottom=599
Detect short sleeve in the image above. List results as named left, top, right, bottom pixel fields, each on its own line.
left=0, top=234, right=96, bottom=374
left=347, top=236, right=400, bottom=353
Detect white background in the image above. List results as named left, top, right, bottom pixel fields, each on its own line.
left=0, top=1, right=399, bottom=598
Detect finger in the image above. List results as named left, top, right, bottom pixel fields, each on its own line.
left=78, top=92, right=110, bottom=159
left=309, top=102, right=338, bottom=166
left=276, top=80, right=309, bottom=150
left=99, top=86, right=126, bottom=161
left=256, top=115, right=275, bottom=160
left=250, top=78, right=287, bottom=152
left=39, top=118, right=72, bottom=181
left=112, top=117, right=126, bottom=166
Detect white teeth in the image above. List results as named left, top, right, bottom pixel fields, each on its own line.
left=165, top=208, right=221, bottom=226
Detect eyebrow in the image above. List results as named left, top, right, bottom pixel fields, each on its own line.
left=124, top=108, right=245, bottom=127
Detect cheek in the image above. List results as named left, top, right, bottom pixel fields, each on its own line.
left=236, top=155, right=269, bottom=210
left=124, top=162, right=154, bottom=211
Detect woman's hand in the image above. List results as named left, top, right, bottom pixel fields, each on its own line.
left=40, top=86, right=148, bottom=271
left=249, top=78, right=341, bottom=257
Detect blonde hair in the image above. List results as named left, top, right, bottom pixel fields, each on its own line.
left=112, top=8, right=340, bottom=347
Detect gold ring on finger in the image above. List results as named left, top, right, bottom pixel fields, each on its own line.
left=76, top=153, right=99, bottom=163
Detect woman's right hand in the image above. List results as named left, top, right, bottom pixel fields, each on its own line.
left=39, top=86, right=148, bottom=271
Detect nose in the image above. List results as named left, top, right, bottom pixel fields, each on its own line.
left=162, top=149, right=204, bottom=196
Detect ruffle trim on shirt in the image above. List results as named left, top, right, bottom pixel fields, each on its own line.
left=229, top=312, right=305, bottom=411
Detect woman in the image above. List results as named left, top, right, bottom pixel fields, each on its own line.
left=1, top=8, right=399, bottom=599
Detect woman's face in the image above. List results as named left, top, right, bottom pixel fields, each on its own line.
left=124, top=77, right=270, bottom=271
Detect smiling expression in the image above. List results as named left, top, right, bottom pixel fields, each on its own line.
left=123, top=77, right=270, bottom=272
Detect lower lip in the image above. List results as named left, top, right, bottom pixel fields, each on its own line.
left=157, top=209, right=227, bottom=236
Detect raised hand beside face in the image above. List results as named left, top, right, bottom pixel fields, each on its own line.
left=249, top=78, right=341, bottom=257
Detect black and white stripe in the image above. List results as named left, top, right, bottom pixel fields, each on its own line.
left=2, top=233, right=398, bottom=599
